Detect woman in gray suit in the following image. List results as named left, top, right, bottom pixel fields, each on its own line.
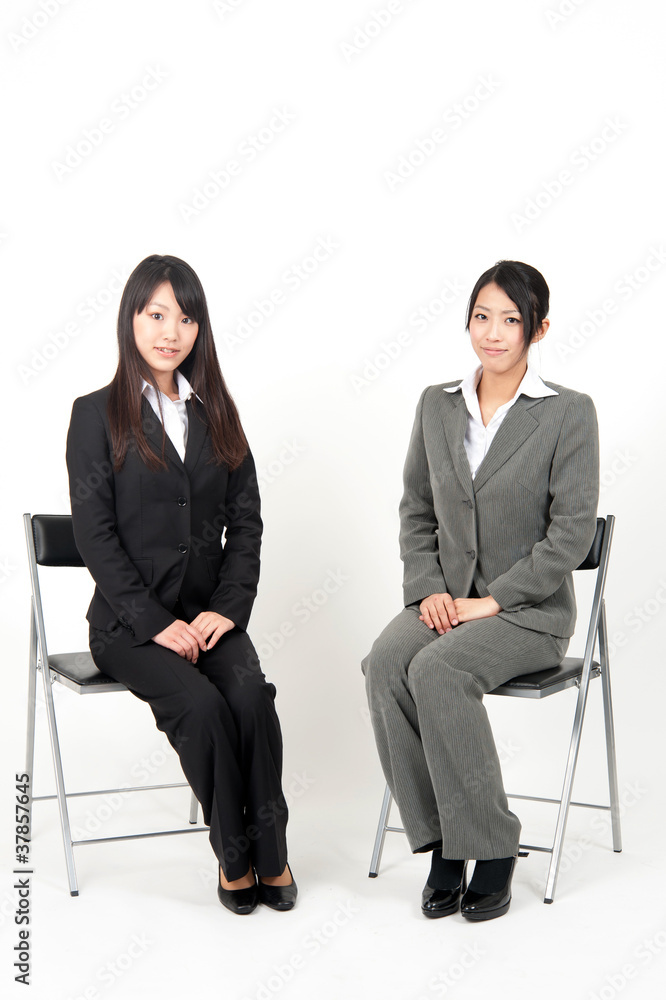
left=362, top=260, right=599, bottom=921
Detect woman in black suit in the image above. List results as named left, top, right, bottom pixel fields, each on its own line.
left=66, top=254, right=296, bottom=915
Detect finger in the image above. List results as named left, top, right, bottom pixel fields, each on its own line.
left=443, top=594, right=458, bottom=626
left=420, top=606, right=435, bottom=629
left=176, top=629, right=199, bottom=662
left=432, top=598, right=453, bottom=633
left=184, top=623, right=207, bottom=650
left=205, top=625, right=223, bottom=650
left=428, top=604, right=448, bottom=634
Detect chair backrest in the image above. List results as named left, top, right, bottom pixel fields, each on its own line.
left=576, top=518, right=606, bottom=571
left=29, top=514, right=84, bottom=568
left=24, top=513, right=89, bottom=672
left=577, top=515, right=614, bottom=671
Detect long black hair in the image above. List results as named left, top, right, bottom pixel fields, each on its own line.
left=466, top=260, right=550, bottom=351
left=108, top=254, right=248, bottom=471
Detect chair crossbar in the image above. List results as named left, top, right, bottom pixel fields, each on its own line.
left=73, top=826, right=209, bottom=848
left=33, top=781, right=193, bottom=802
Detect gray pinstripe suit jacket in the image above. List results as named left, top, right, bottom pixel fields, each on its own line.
left=399, top=381, right=599, bottom=638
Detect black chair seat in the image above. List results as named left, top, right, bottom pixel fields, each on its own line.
left=48, top=652, right=126, bottom=693
left=491, top=656, right=601, bottom=699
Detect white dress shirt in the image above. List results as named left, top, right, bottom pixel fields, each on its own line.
left=443, top=364, right=559, bottom=478
left=141, top=370, right=196, bottom=462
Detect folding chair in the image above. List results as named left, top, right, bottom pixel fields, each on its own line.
left=368, top=515, right=621, bottom=903
left=24, top=513, right=208, bottom=896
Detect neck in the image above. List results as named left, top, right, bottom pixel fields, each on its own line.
left=477, top=361, right=527, bottom=405
left=153, top=372, right=179, bottom=398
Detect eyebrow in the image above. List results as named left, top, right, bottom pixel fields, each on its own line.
left=148, top=301, right=171, bottom=311
left=474, top=303, right=521, bottom=314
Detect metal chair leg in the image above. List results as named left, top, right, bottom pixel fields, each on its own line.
left=188, top=790, right=199, bottom=825
left=25, top=608, right=38, bottom=831
left=598, top=602, right=622, bottom=852
left=369, top=784, right=393, bottom=877
left=543, top=664, right=595, bottom=903
left=41, top=665, right=79, bottom=896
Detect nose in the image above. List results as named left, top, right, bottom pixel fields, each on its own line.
left=486, top=319, right=502, bottom=341
left=161, top=322, right=178, bottom=342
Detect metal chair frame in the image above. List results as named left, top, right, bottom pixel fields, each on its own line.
left=368, top=515, right=621, bottom=903
left=24, top=513, right=208, bottom=896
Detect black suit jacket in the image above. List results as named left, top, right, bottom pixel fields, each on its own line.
left=66, top=384, right=262, bottom=646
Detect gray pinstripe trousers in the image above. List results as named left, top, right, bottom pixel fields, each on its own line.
left=362, top=607, right=568, bottom=859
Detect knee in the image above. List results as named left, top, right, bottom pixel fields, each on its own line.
left=407, top=647, right=473, bottom=697
left=362, top=634, right=409, bottom=695
left=182, top=686, right=228, bottom=734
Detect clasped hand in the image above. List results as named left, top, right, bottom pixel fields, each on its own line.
left=151, top=611, right=235, bottom=663
left=419, top=593, right=501, bottom=634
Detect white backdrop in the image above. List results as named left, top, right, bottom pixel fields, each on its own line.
left=3, top=2, right=666, bottom=999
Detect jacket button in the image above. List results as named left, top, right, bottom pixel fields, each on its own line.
left=466, top=500, right=473, bottom=509
left=177, top=496, right=187, bottom=507
left=178, top=543, right=188, bottom=554
left=466, top=549, right=476, bottom=559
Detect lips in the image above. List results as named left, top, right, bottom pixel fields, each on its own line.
left=155, top=347, right=178, bottom=356
left=483, top=348, right=506, bottom=356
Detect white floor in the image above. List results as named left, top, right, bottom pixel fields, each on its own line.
left=5, top=776, right=663, bottom=1000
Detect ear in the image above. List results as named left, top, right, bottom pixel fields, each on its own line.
left=532, top=318, right=549, bottom=343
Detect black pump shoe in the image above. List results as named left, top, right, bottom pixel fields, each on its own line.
left=421, top=863, right=468, bottom=919
left=258, top=864, right=297, bottom=911
left=461, top=856, right=517, bottom=921
left=217, top=876, right=258, bottom=915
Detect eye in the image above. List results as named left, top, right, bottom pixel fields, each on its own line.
left=150, top=312, right=163, bottom=320
left=474, top=311, right=487, bottom=321
left=505, top=316, right=521, bottom=324
left=182, top=317, right=195, bottom=325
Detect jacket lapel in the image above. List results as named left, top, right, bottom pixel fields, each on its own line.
left=141, top=397, right=185, bottom=470
left=442, top=391, right=475, bottom=501
left=184, top=398, right=207, bottom=474
left=473, top=396, right=542, bottom=493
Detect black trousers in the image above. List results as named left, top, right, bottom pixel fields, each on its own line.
left=89, top=618, right=288, bottom=881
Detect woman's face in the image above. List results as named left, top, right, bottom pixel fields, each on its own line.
left=133, top=281, right=199, bottom=389
left=468, top=282, right=546, bottom=378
